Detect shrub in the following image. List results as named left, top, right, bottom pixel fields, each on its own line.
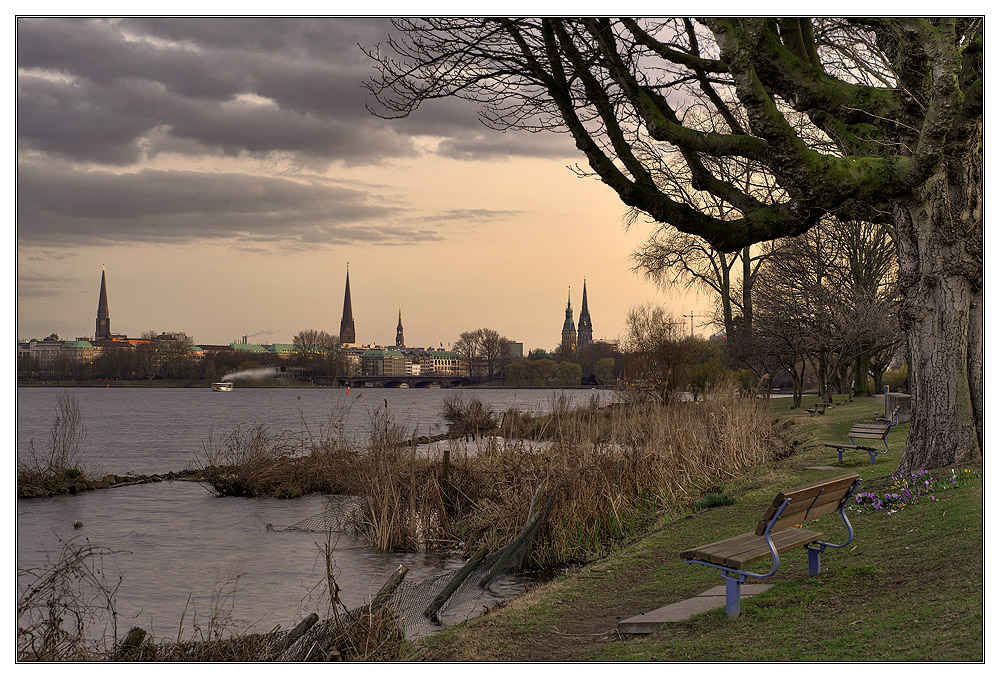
left=695, top=492, right=737, bottom=510
left=18, top=393, right=102, bottom=497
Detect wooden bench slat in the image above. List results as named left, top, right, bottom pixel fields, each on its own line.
left=721, top=528, right=823, bottom=568
left=758, top=487, right=854, bottom=526
left=847, top=424, right=890, bottom=432
left=688, top=532, right=762, bottom=563
left=680, top=532, right=752, bottom=560
left=770, top=473, right=860, bottom=505
left=683, top=527, right=823, bottom=568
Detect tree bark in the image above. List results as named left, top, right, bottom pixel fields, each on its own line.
left=894, top=133, right=983, bottom=474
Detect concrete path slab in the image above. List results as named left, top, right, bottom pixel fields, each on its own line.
left=617, top=584, right=773, bottom=634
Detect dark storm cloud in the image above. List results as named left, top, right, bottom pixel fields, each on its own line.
left=436, top=131, right=576, bottom=161
left=17, top=17, right=575, bottom=166
left=16, top=17, right=576, bottom=253
left=17, top=162, right=441, bottom=247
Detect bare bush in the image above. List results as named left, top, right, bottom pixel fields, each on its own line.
left=18, top=393, right=101, bottom=497
left=200, top=424, right=299, bottom=497
left=442, top=395, right=500, bottom=438
left=17, top=538, right=122, bottom=661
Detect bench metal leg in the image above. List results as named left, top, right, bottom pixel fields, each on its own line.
left=807, top=546, right=821, bottom=576
left=838, top=449, right=844, bottom=464
left=725, top=575, right=741, bottom=618
left=869, top=450, right=878, bottom=464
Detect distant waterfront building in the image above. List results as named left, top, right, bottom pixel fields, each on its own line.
left=395, top=308, right=405, bottom=348
left=431, top=349, right=468, bottom=376
left=508, top=341, right=523, bottom=359
left=577, top=280, right=593, bottom=346
left=339, top=265, right=357, bottom=345
left=561, top=287, right=577, bottom=351
left=362, top=348, right=406, bottom=376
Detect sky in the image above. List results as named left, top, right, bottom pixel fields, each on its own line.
left=15, top=16, right=711, bottom=353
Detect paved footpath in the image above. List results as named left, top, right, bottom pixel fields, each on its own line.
left=617, top=584, right=773, bottom=633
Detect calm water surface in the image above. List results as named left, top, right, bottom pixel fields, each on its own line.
left=16, top=386, right=607, bottom=640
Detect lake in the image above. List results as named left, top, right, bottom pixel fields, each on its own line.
left=16, top=386, right=608, bottom=643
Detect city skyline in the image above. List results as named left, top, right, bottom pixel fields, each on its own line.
left=16, top=17, right=709, bottom=352
left=32, top=264, right=632, bottom=353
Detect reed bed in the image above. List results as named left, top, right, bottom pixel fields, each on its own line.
left=198, top=389, right=789, bottom=566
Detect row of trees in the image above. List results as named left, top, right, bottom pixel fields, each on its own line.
left=634, top=217, right=902, bottom=408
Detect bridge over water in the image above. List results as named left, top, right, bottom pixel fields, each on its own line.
left=332, top=374, right=471, bottom=389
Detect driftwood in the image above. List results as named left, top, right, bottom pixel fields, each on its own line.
left=262, top=612, right=319, bottom=659
left=276, top=565, right=409, bottom=661
left=372, top=564, right=408, bottom=609
left=423, top=546, right=490, bottom=624
left=479, top=491, right=556, bottom=588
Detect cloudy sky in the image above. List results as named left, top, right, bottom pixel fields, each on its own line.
left=15, top=16, right=708, bottom=352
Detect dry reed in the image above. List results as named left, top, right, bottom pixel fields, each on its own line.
left=197, top=388, right=788, bottom=567
left=18, top=393, right=104, bottom=498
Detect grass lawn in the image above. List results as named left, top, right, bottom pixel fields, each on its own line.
left=409, top=395, right=983, bottom=662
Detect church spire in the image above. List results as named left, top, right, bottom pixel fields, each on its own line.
left=577, top=279, right=593, bottom=346
left=95, top=264, right=111, bottom=341
left=561, top=286, right=577, bottom=350
left=395, top=308, right=405, bottom=347
left=339, top=264, right=356, bottom=345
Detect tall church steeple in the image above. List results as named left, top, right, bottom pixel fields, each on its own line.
left=339, top=264, right=356, bottom=345
left=395, top=308, right=405, bottom=347
left=561, top=287, right=577, bottom=351
left=577, top=279, right=593, bottom=346
left=95, top=264, right=111, bottom=341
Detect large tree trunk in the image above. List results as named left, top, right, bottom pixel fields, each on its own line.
left=894, top=134, right=983, bottom=475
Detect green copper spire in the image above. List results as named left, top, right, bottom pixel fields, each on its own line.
left=561, top=286, right=576, bottom=350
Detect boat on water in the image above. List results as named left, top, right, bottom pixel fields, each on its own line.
left=211, top=382, right=234, bottom=392
left=398, top=383, right=409, bottom=388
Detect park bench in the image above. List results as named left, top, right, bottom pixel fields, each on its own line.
left=681, top=473, right=861, bottom=618
left=824, top=422, right=892, bottom=464
left=804, top=402, right=828, bottom=415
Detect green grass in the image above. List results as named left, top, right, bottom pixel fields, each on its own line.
left=409, top=395, right=983, bottom=662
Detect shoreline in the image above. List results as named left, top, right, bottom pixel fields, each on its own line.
left=16, top=380, right=614, bottom=390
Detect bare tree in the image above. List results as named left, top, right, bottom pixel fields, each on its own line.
left=453, top=328, right=511, bottom=379
left=159, top=333, right=195, bottom=379
left=621, top=303, right=687, bottom=403
left=135, top=331, right=163, bottom=380
left=366, top=18, right=983, bottom=473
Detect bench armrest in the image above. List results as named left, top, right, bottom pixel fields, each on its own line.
left=812, top=478, right=861, bottom=550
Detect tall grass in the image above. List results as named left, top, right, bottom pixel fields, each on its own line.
left=18, top=393, right=103, bottom=497
left=198, top=389, right=787, bottom=566
left=340, top=389, right=784, bottom=564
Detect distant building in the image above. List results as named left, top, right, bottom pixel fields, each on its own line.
left=430, top=350, right=468, bottom=376
left=395, top=308, right=405, bottom=348
left=561, top=287, right=577, bottom=351
left=362, top=348, right=406, bottom=376
left=339, top=264, right=357, bottom=345
left=508, top=341, right=523, bottom=359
